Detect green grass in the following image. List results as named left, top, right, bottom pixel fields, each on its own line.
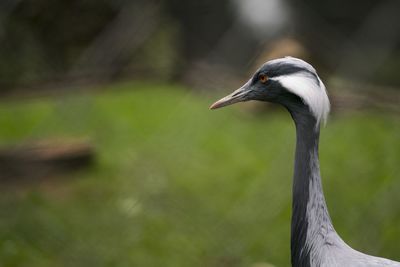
left=0, top=81, right=399, bottom=267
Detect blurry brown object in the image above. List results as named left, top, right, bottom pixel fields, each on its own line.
left=0, top=140, right=94, bottom=182
left=253, top=38, right=309, bottom=72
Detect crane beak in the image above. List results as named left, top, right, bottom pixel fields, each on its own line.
left=209, top=81, right=251, bottom=110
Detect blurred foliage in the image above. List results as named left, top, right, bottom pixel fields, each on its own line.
left=0, top=0, right=235, bottom=89
left=2, top=0, right=398, bottom=91
left=0, top=0, right=117, bottom=87
left=0, top=82, right=399, bottom=267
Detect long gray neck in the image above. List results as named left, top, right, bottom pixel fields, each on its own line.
left=289, top=111, right=335, bottom=267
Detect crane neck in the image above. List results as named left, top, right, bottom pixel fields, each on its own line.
left=290, top=112, right=335, bottom=267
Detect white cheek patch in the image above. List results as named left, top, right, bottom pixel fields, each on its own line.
left=271, top=73, right=330, bottom=125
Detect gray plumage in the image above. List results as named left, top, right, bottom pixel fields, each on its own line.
left=210, top=57, right=400, bottom=267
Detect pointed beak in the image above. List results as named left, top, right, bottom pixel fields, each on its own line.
left=209, top=81, right=252, bottom=110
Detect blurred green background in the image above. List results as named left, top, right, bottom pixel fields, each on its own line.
left=0, top=1, right=399, bottom=267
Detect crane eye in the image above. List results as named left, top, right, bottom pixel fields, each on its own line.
left=259, top=74, right=268, bottom=83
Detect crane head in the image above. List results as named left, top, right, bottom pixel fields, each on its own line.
left=210, top=57, right=330, bottom=126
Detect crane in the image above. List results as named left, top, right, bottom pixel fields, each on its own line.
left=210, top=57, right=400, bottom=267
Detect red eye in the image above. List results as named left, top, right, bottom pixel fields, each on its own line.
left=259, top=74, right=268, bottom=83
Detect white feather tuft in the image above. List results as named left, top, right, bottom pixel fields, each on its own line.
left=272, top=72, right=330, bottom=126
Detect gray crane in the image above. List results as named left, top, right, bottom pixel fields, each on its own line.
left=210, top=57, right=400, bottom=267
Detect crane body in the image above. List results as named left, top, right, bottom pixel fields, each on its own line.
left=210, top=57, right=400, bottom=267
